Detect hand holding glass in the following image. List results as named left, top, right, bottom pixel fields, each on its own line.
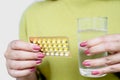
left=77, top=17, right=108, bottom=78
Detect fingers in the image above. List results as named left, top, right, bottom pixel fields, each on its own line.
left=80, top=34, right=120, bottom=55
left=6, top=52, right=44, bottom=78
left=5, top=40, right=45, bottom=60
left=4, top=40, right=45, bottom=78
left=8, top=40, right=40, bottom=52
left=91, top=64, right=120, bottom=75
left=7, top=59, right=42, bottom=70
left=88, top=41, right=120, bottom=55
left=80, top=34, right=120, bottom=75
left=8, top=68, right=36, bottom=78
left=5, top=50, right=45, bottom=60
left=87, top=34, right=120, bottom=47
left=5, top=52, right=44, bottom=78
left=83, top=52, right=120, bottom=67
left=82, top=52, right=120, bottom=75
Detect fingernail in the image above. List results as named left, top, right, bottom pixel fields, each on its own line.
left=84, top=49, right=90, bottom=55
left=92, top=71, right=100, bottom=75
left=33, top=45, right=40, bottom=50
left=38, top=53, right=45, bottom=58
left=82, top=61, right=91, bottom=67
left=36, top=60, right=41, bottom=64
left=30, top=67, right=35, bottom=72
left=80, top=41, right=87, bottom=47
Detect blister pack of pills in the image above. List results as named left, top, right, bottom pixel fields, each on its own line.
left=29, top=37, right=70, bottom=56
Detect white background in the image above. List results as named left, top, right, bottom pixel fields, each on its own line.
left=0, top=0, right=42, bottom=79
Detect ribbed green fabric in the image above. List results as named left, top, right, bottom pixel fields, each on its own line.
left=19, top=0, right=120, bottom=80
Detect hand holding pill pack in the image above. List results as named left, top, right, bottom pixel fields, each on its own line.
left=29, top=37, right=70, bottom=56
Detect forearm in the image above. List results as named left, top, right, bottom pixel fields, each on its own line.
left=16, top=72, right=37, bottom=80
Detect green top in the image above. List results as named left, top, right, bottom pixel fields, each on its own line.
left=19, top=0, right=120, bottom=80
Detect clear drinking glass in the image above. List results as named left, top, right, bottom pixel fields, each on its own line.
left=77, top=17, right=108, bottom=78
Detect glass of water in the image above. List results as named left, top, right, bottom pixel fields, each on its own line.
left=77, top=17, right=108, bottom=78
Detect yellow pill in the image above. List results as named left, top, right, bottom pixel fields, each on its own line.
left=54, top=48, right=58, bottom=51
left=52, top=39, right=56, bottom=43
left=33, top=39, right=37, bottom=44
left=43, top=44, right=48, bottom=47
left=42, top=40, right=46, bottom=44
left=64, top=47, right=68, bottom=51
left=39, top=44, right=42, bottom=47
left=47, top=39, right=51, bottom=43
left=48, top=44, right=52, bottom=48
left=51, top=52, right=55, bottom=56
left=56, top=39, right=61, bottom=43
left=65, top=52, right=69, bottom=56
left=55, top=52, right=59, bottom=56
left=62, top=39, right=67, bottom=43
left=58, top=44, right=62, bottom=47
left=53, top=44, right=57, bottom=47
left=46, top=52, right=50, bottom=56
left=59, top=48, right=63, bottom=51
left=44, top=48, right=48, bottom=52
left=60, top=52, right=64, bottom=56
left=40, top=48, right=44, bottom=52
left=38, top=39, right=42, bottom=44
left=49, top=48, right=54, bottom=51
left=62, top=43, right=68, bottom=47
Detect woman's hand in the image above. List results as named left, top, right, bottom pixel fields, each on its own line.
left=4, top=40, right=45, bottom=80
left=80, top=34, right=120, bottom=75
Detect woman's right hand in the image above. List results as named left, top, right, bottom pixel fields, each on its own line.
left=4, top=40, right=45, bottom=80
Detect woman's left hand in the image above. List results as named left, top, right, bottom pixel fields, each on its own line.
left=80, top=34, right=120, bottom=75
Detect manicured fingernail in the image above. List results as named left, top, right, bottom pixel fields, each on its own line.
left=36, top=60, right=41, bottom=64
left=33, top=45, right=40, bottom=50
left=80, top=41, right=87, bottom=47
left=30, top=67, right=35, bottom=72
left=92, top=71, right=100, bottom=75
left=82, top=61, right=91, bottom=67
left=38, top=53, right=45, bottom=58
left=84, top=49, right=90, bottom=55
